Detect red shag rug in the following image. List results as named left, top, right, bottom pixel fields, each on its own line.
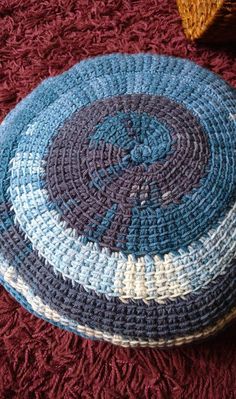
left=0, top=1, right=236, bottom=398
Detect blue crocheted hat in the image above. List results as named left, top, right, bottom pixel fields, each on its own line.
left=0, top=54, right=235, bottom=347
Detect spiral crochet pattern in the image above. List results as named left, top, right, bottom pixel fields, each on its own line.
left=0, top=54, right=235, bottom=347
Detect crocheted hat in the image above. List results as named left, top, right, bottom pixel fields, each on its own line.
left=0, top=54, right=235, bottom=347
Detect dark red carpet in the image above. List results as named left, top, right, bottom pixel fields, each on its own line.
left=0, top=1, right=236, bottom=398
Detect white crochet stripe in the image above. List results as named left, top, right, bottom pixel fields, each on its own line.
left=0, top=258, right=235, bottom=348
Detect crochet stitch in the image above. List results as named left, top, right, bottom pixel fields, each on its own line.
left=0, top=53, right=235, bottom=347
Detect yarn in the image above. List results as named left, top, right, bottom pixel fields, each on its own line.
left=0, top=53, right=235, bottom=347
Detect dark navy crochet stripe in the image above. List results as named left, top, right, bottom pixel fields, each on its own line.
left=0, top=274, right=234, bottom=345
left=0, top=225, right=235, bottom=340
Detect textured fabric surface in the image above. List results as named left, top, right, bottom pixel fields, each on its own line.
left=0, top=0, right=236, bottom=397
left=0, top=52, right=236, bottom=347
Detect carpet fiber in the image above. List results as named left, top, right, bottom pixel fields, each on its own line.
left=0, top=1, right=236, bottom=398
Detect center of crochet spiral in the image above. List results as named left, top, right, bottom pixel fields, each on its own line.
left=130, top=144, right=152, bottom=163
left=90, top=111, right=172, bottom=167
left=130, top=140, right=170, bottom=165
